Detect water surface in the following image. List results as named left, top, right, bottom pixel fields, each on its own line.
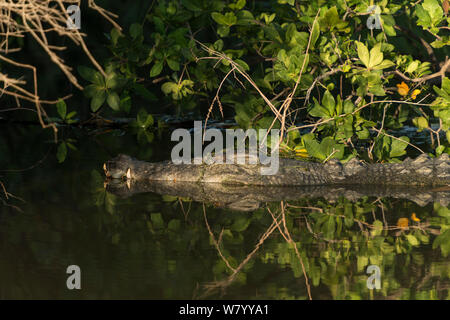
left=0, top=126, right=448, bottom=299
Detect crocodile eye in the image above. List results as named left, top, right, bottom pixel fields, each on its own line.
left=121, top=168, right=132, bottom=181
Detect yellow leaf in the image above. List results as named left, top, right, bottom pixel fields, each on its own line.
left=294, top=146, right=308, bottom=157
left=397, top=217, right=409, bottom=228
left=396, top=82, right=409, bottom=96
left=411, top=213, right=420, bottom=222
left=296, top=153, right=309, bottom=158
left=295, top=147, right=307, bottom=153
left=295, top=151, right=309, bottom=158
left=411, top=89, right=421, bottom=100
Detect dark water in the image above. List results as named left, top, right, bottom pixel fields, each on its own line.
left=0, top=125, right=449, bottom=300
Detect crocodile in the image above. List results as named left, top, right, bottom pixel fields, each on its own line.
left=104, top=153, right=450, bottom=187
left=103, top=153, right=450, bottom=211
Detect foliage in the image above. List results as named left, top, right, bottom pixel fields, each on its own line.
left=1, top=0, right=450, bottom=163
left=66, top=0, right=449, bottom=163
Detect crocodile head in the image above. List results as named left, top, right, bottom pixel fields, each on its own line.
left=103, top=154, right=132, bottom=180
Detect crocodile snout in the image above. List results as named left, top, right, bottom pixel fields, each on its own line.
left=103, top=161, right=132, bottom=180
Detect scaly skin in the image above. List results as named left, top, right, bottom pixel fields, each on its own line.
left=104, top=153, right=450, bottom=187
left=105, top=179, right=450, bottom=211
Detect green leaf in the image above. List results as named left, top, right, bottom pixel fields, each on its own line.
left=150, top=213, right=164, bottom=229
left=321, top=137, right=344, bottom=160
left=217, top=25, right=230, bottom=37
left=120, top=95, right=132, bottom=113
left=372, top=59, right=395, bottom=70
left=406, top=61, right=420, bottom=74
left=213, top=39, right=224, bottom=51
left=78, top=66, right=97, bottom=82
left=356, top=41, right=370, bottom=68
left=137, top=108, right=154, bottom=129
left=442, top=77, right=450, bottom=94
left=106, top=92, right=120, bottom=111
left=105, top=73, right=126, bottom=90
left=91, top=72, right=105, bottom=86
left=322, top=90, right=336, bottom=115
left=161, top=82, right=178, bottom=95
left=436, top=145, right=445, bottom=156
left=211, top=12, right=237, bottom=26
left=309, top=100, right=330, bottom=118
left=279, top=0, right=295, bottom=4
left=83, top=84, right=99, bottom=98
left=310, top=19, right=320, bottom=49
left=322, top=7, right=341, bottom=30
left=231, top=217, right=251, bottom=232
left=56, top=99, right=66, bottom=119
left=181, top=0, right=202, bottom=12
left=150, top=61, right=164, bottom=77
left=236, top=10, right=255, bottom=25
left=168, top=219, right=181, bottom=231
left=90, top=90, right=106, bottom=112
left=288, top=128, right=301, bottom=144
left=433, top=230, right=450, bottom=256
left=129, top=23, right=143, bottom=39
left=110, top=28, right=122, bottom=46
left=422, top=0, right=443, bottom=26
left=431, top=37, right=450, bottom=48
left=57, top=142, right=67, bottom=163
left=344, top=204, right=354, bottom=227
left=343, top=100, right=354, bottom=113
left=412, top=117, right=429, bottom=131
left=167, top=59, right=180, bottom=71
left=66, top=111, right=76, bottom=119
left=277, top=49, right=289, bottom=67
left=235, top=59, right=250, bottom=71
left=380, top=15, right=397, bottom=36
left=211, top=12, right=227, bottom=25
left=435, top=202, right=450, bottom=217
left=144, top=114, right=154, bottom=128
left=305, top=139, right=326, bottom=161
left=416, top=4, right=432, bottom=28
left=371, top=220, right=384, bottom=236
left=357, top=127, right=370, bottom=139
left=389, top=136, right=409, bottom=158
left=66, top=142, right=77, bottom=151
left=323, top=216, right=335, bottom=240
left=369, top=43, right=383, bottom=68
left=369, top=84, right=386, bottom=96
left=357, top=255, right=369, bottom=272
left=229, top=0, right=246, bottom=10
left=137, top=108, right=148, bottom=126
left=406, top=234, right=420, bottom=246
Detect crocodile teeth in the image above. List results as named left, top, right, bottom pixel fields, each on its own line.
left=103, top=163, right=110, bottom=177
